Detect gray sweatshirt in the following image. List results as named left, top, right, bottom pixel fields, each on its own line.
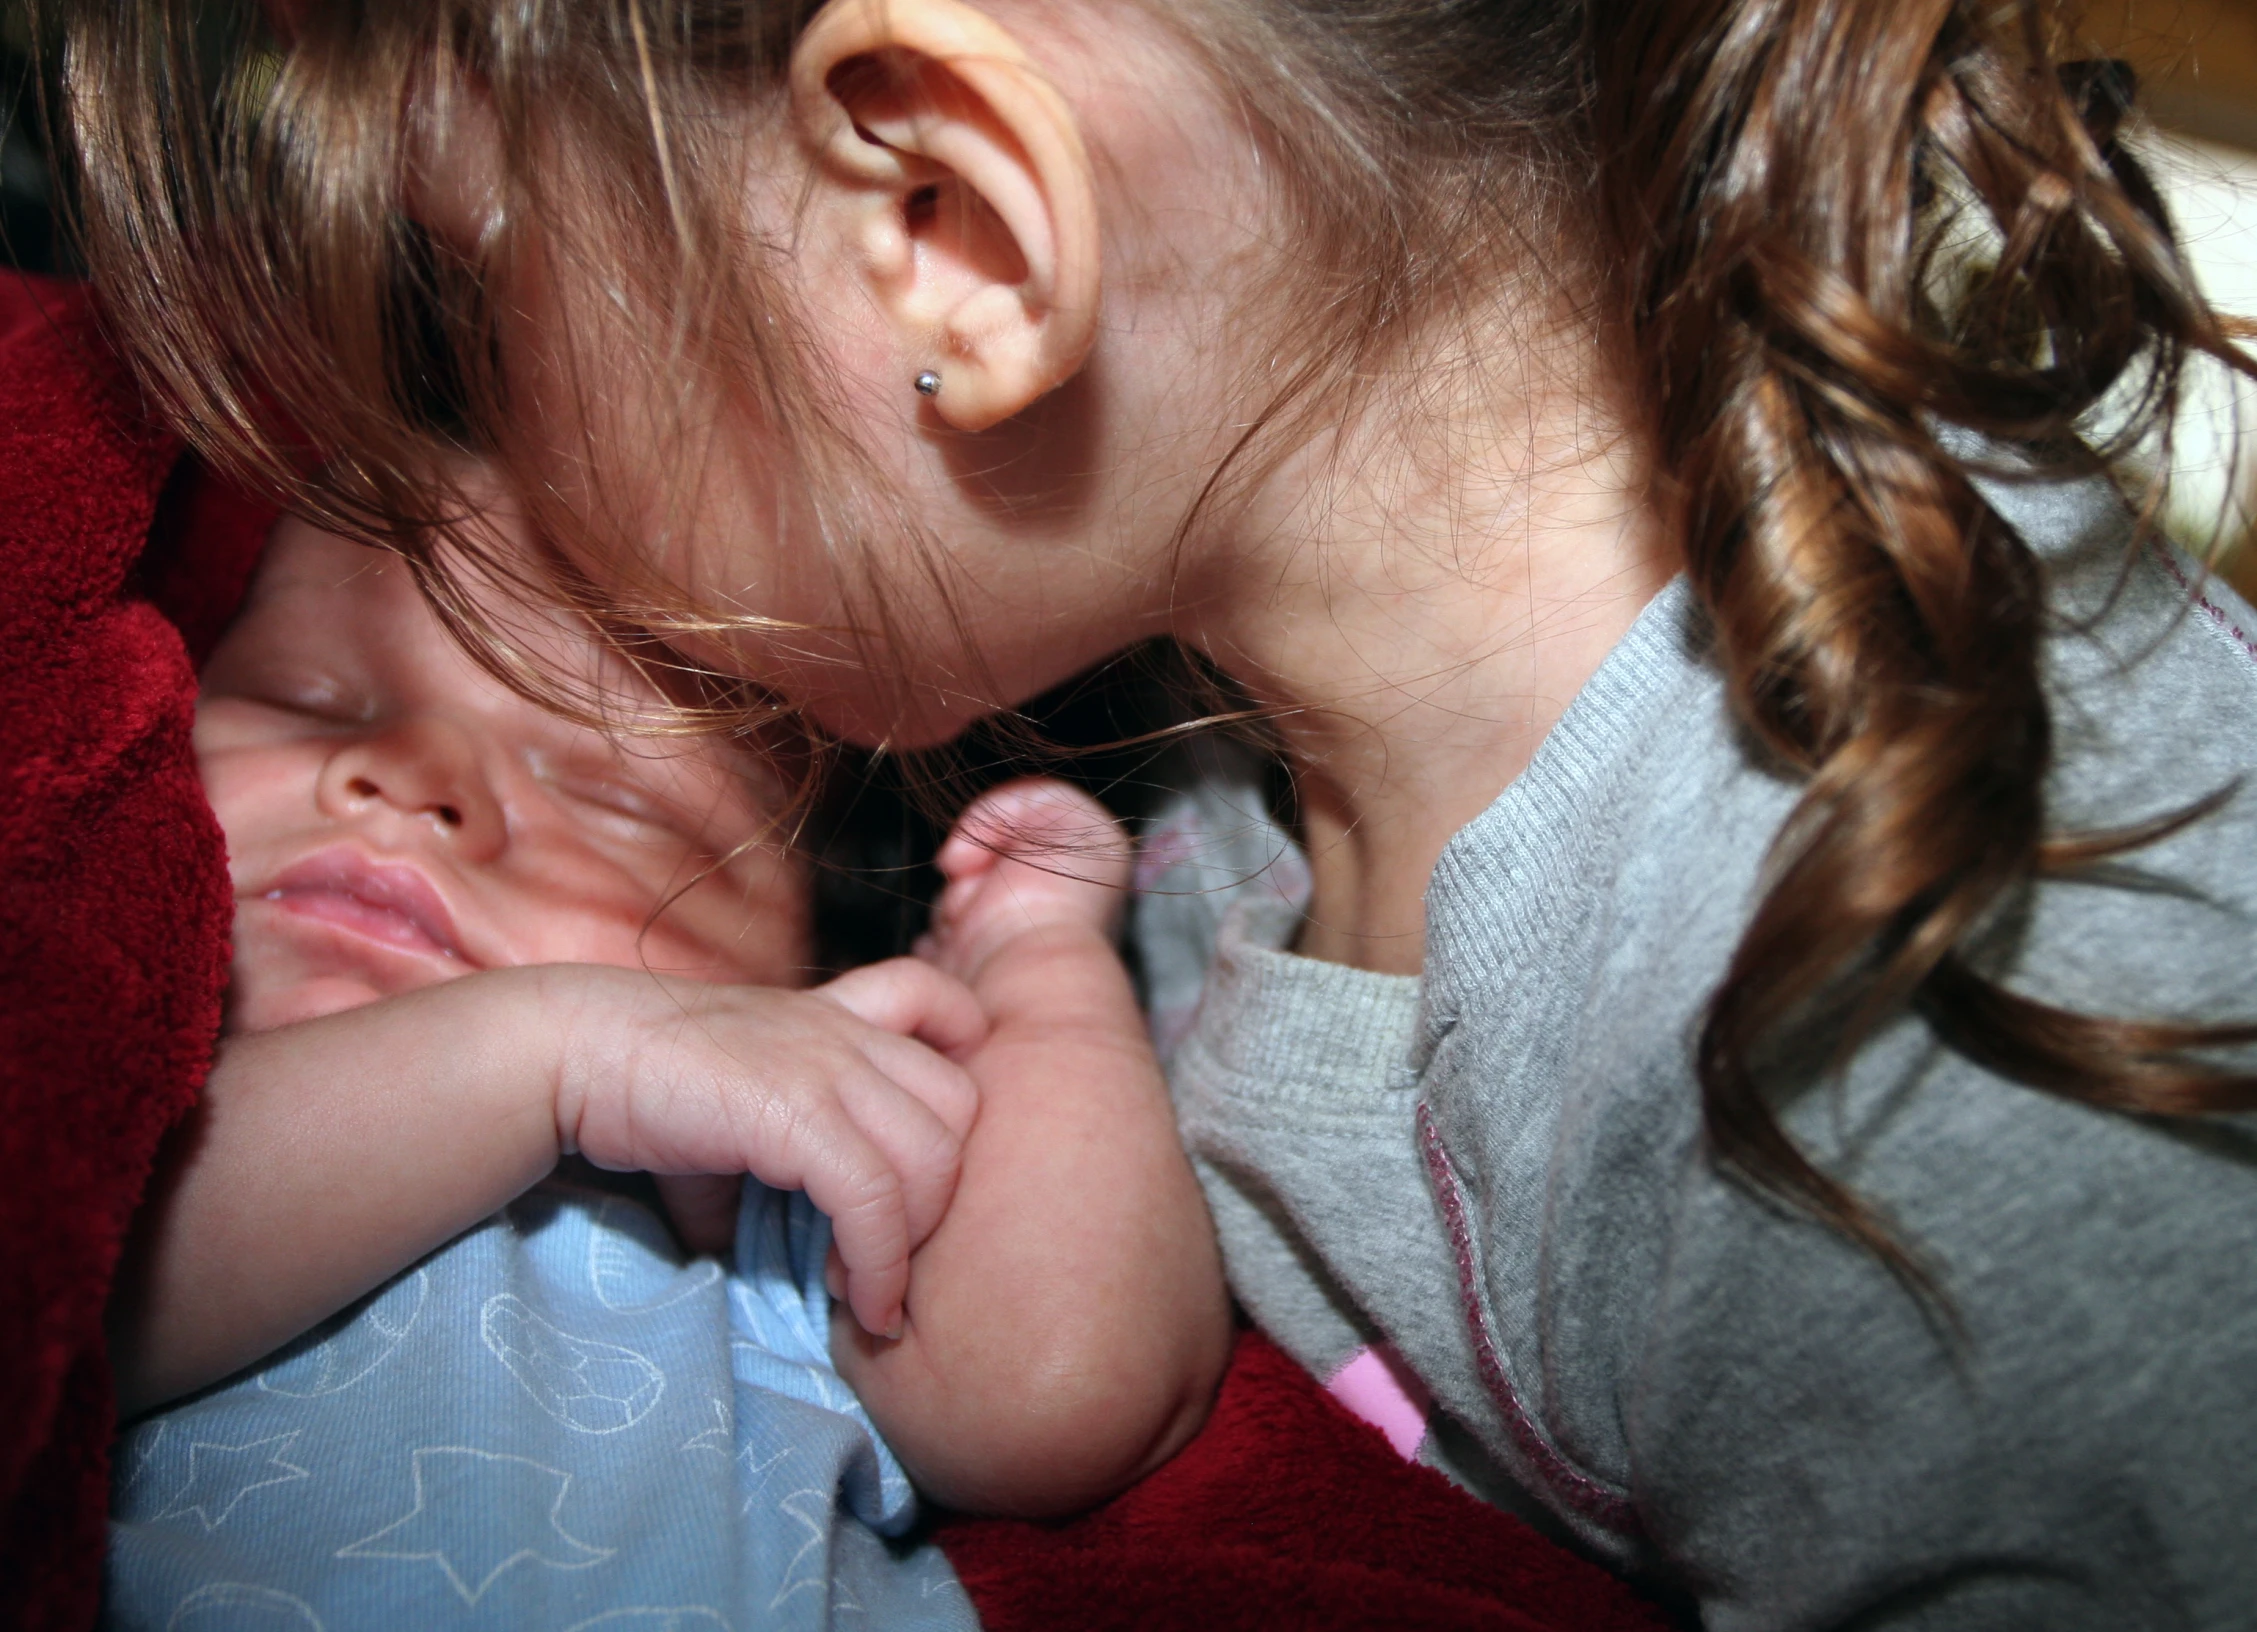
left=1132, top=470, right=2257, bottom=1630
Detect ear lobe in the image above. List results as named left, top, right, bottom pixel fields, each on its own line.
left=405, top=74, right=506, bottom=259
left=792, top=0, right=1100, bottom=433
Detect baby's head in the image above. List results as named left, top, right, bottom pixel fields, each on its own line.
left=197, top=507, right=811, bottom=1035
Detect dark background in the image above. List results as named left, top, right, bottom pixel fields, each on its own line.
left=1, top=3, right=61, bottom=276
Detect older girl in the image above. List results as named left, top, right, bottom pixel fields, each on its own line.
left=67, top=0, right=2257, bottom=1622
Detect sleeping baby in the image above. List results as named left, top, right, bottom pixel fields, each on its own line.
left=104, top=491, right=1230, bottom=1627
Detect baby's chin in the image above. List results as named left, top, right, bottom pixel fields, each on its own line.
left=224, top=902, right=469, bottom=1035
left=224, top=972, right=403, bottom=1035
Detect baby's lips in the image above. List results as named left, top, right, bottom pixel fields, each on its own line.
left=259, top=846, right=476, bottom=965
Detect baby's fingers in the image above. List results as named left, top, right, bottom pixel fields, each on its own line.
left=852, top=1024, right=980, bottom=1147
left=774, top=1055, right=970, bottom=1336
left=938, top=778, right=1130, bottom=887
left=827, top=1037, right=976, bottom=1236
left=818, top=958, right=987, bottom=1060
left=785, top=1108, right=916, bottom=1340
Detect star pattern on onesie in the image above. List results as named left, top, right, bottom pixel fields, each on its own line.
left=336, top=1446, right=614, bottom=1603
left=153, top=1431, right=311, bottom=1531
left=109, top=1181, right=966, bottom=1629
left=739, top=1441, right=793, bottom=1517
left=680, top=1397, right=731, bottom=1455
left=769, top=1486, right=836, bottom=1612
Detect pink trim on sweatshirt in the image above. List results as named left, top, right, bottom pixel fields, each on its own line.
left=1417, top=1102, right=1641, bottom=1537
left=2150, top=540, right=2257, bottom=670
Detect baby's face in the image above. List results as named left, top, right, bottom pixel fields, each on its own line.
left=197, top=515, right=811, bottom=1034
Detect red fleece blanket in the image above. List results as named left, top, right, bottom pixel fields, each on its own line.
left=0, top=270, right=1670, bottom=1631
left=0, top=273, right=266, bottom=1627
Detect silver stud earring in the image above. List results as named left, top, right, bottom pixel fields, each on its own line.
left=914, top=370, right=942, bottom=398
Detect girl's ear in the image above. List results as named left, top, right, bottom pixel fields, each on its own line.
left=791, top=0, right=1100, bottom=433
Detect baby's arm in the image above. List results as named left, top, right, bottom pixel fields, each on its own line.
left=834, top=781, right=1233, bottom=1518
left=110, top=959, right=983, bottom=1417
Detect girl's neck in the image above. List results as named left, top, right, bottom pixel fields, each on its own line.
left=1180, top=323, right=1678, bottom=974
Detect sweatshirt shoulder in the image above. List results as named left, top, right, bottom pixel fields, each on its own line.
left=1633, top=475, right=2257, bottom=1622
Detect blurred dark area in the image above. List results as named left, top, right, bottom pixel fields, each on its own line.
left=2086, top=0, right=2257, bottom=153
left=1, top=1, right=68, bottom=275
left=812, top=642, right=1238, bottom=971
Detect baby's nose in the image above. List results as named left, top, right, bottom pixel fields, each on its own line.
left=317, top=720, right=506, bottom=858
left=340, top=770, right=464, bottom=830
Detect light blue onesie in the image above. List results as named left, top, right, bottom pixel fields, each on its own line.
left=107, top=1177, right=977, bottom=1631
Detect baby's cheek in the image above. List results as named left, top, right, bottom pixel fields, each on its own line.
left=222, top=901, right=474, bottom=1035
left=196, top=740, right=320, bottom=880
left=646, top=911, right=811, bottom=988
left=501, top=827, right=811, bottom=984
left=660, top=871, right=815, bottom=989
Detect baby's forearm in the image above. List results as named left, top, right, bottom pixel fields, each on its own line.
left=114, top=959, right=983, bottom=1417
left=108, top=971, right=562, bottom=1418
left=835, top=933, right=1231, bottom=1517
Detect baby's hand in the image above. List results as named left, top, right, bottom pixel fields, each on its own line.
left=918, top=779, right=1133, bottom=987
left=846, top=781, right=1231, bottom=1517
left=541, top=957, right=984, bottom=1339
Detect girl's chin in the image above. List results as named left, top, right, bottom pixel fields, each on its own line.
left=778, top=665, right=1002, bottom=753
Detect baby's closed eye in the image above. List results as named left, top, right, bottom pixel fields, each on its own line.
left=203, top=656, right=379, bottom=728
left=528, top=750, right=745, bottom=856
left=547, top=769, right=681, bottom=834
